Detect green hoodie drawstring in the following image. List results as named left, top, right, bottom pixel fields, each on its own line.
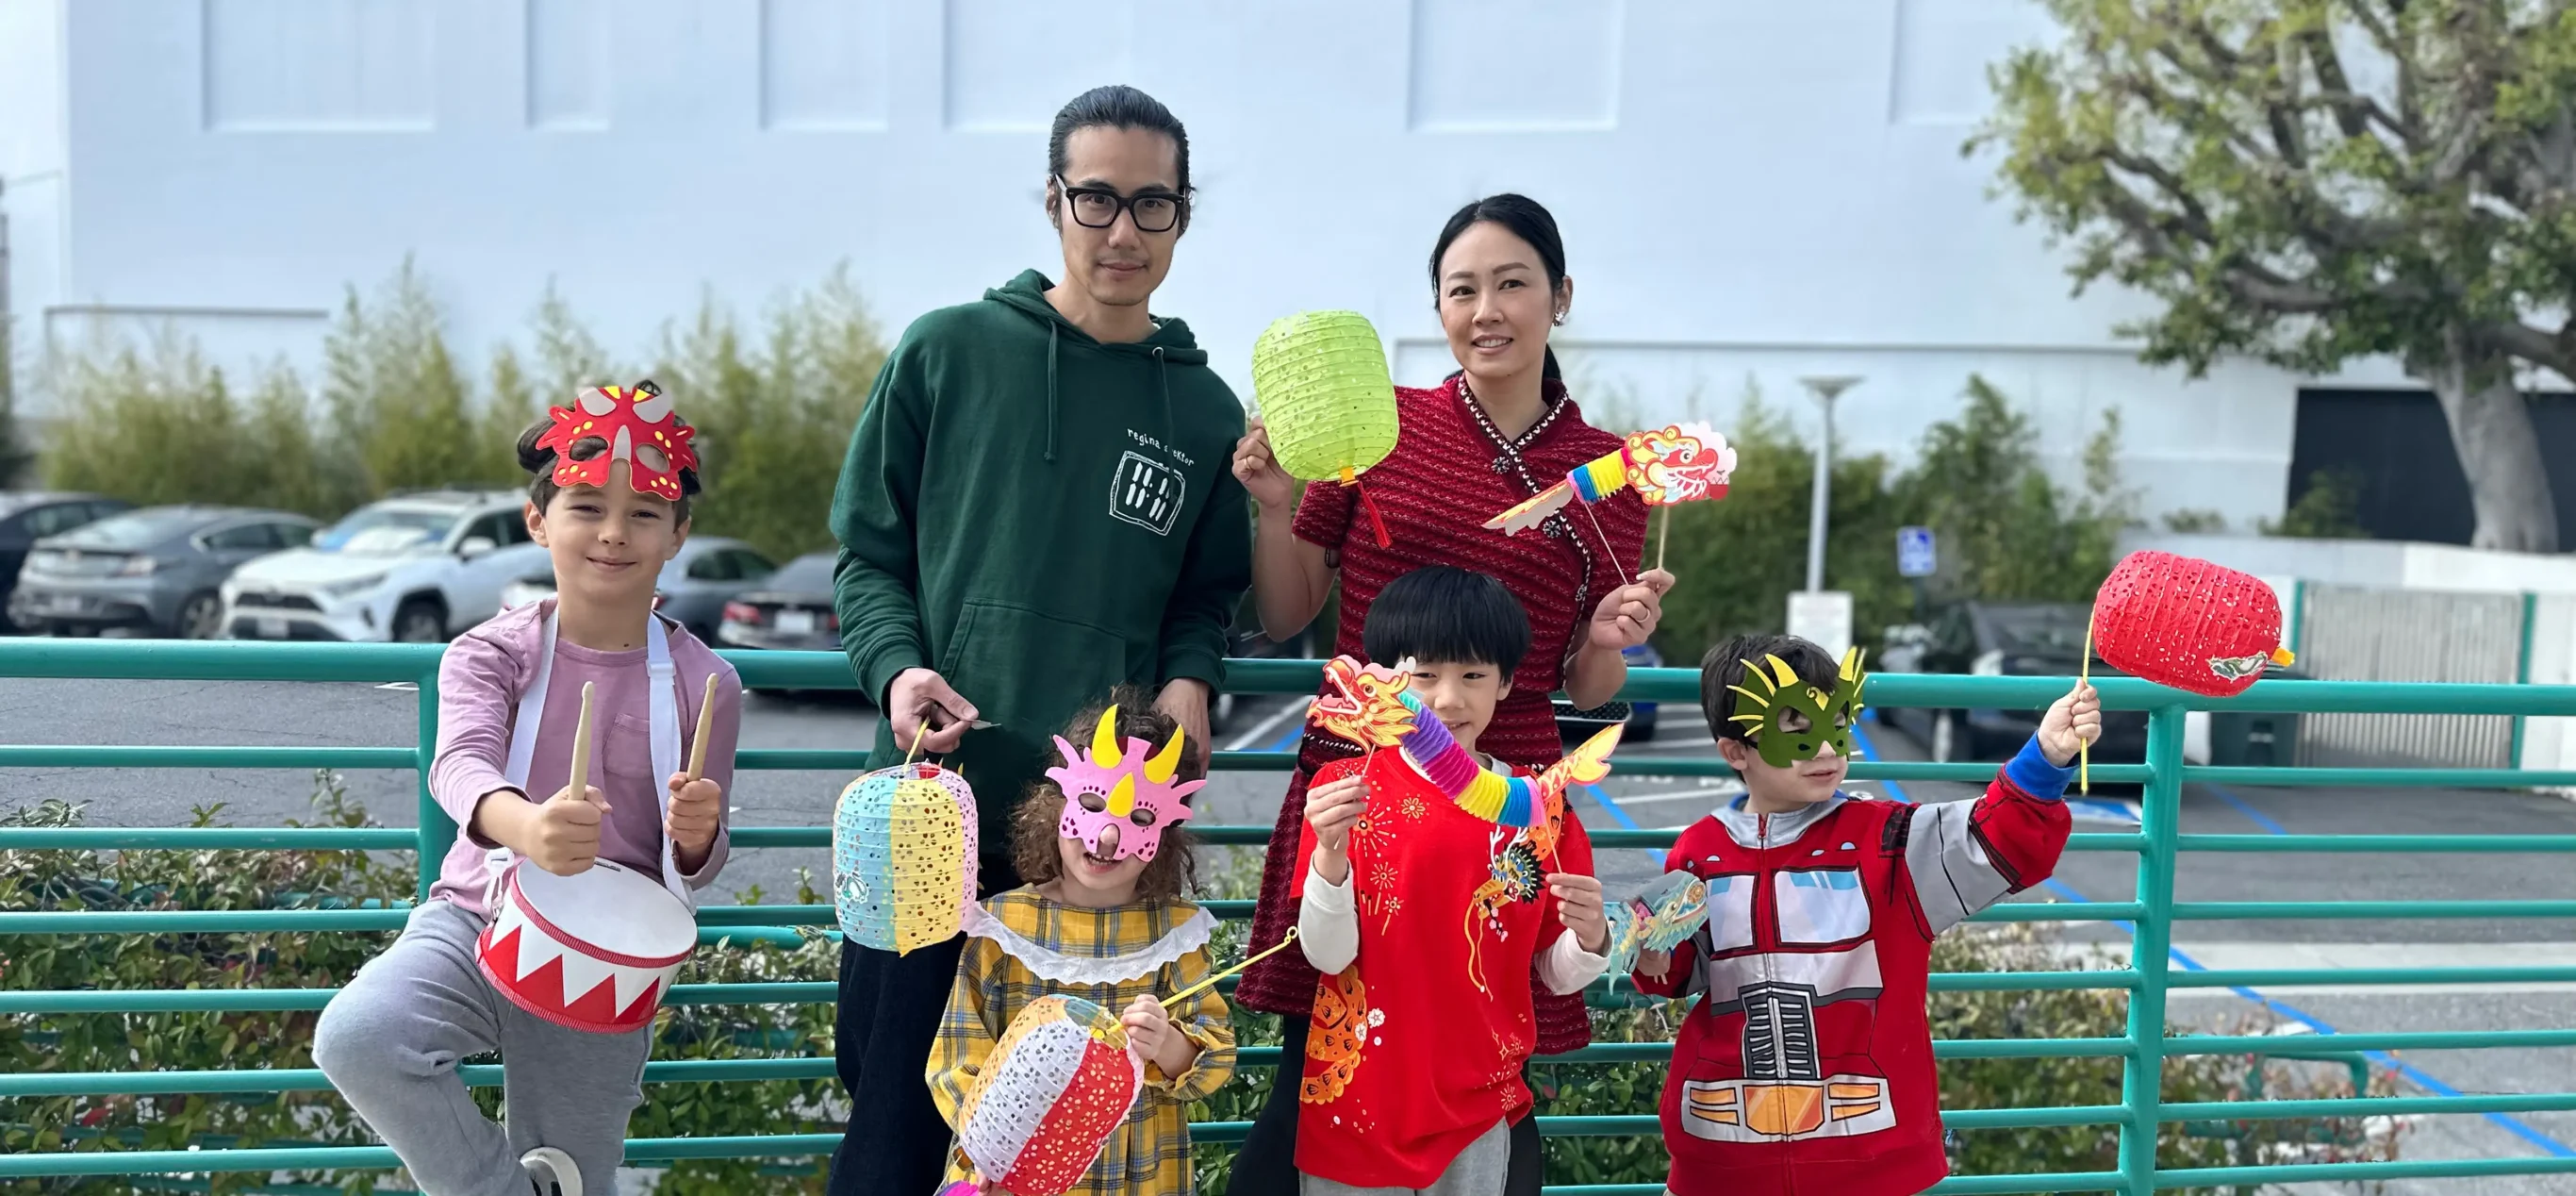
left=1045, top=321, right=1061, bottom=464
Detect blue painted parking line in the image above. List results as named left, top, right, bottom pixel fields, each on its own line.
left=1859, top=715, right=2576, bottom=1157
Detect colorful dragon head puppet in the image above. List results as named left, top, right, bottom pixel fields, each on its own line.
left=1045, top=706, right=1204, bottom=862
left=1487, top=422, right=1736, bottom=537
left=1307, top=655, right=1619, bottom=832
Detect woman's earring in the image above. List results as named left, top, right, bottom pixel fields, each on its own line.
left=1552, top=312, right=1566, bottom=326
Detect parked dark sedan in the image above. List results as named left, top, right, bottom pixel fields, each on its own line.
left=717, top=552, right=840, bottom=656
left=1556, top=640, right=1664, bottom=741
left=12, top=506, right=319, bottom=639
left=1880, top=601, right=2147, bottom=765
left=0, top=492, right=134, bottom=631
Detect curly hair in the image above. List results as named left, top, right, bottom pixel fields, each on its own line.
left=1011, top=687, right=1205, bottom=903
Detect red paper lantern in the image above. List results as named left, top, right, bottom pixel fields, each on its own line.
left=2092, top=551, right=2295, bottom=697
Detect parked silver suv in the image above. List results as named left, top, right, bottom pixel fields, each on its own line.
left=12, top=506, right=320, bottom=639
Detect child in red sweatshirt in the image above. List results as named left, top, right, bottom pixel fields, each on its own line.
left=1633, top=634, right=2097, bottom=1196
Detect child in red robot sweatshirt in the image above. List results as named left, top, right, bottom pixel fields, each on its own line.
left=1632, top=634, right=2099, bottom=1196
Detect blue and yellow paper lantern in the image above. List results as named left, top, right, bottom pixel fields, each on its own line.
left=833, top=762, right=978, bottom=955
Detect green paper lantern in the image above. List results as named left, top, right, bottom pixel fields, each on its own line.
left=1251, top=310, right=1399, bottom=483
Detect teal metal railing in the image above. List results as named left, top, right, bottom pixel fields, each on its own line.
left=4, top=640, right=2576, bottom=1193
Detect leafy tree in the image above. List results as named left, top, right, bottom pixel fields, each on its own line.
left=35, top=261, right=890, bottom=560
left=1654, top=385, right=1911, bottom=661
left=0, top=318, right=33, bottom=489
left=2263, top=464, right=2371, bottom=537
left=1895, top=375, right=2136, bottom=606
left=320, top=257, right=501, bottom=494
left=1976, top=0, right=2571, bottom=551
left=652, top=264, right=888, bottom=561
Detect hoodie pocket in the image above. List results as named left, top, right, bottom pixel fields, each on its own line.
left=939, top=599, right=1132, bottom=736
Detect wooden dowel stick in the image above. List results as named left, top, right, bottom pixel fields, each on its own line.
left=685, top=673, right=719, bottom=782
left=1163, top=930, right=1299, bottom=1012
left=566, top=681, right=598, bottom=799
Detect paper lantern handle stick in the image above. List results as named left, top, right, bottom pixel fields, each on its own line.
left=1654, top=503, right=1673, bottom=573
left=1163, top=929, right=1299, bottom=1012
left=1579, top=505, right=1633, bottom=587
left=2078, top=613, right=2093, bottom=796
left=685, top=673, right=719, bottom=783
left=566, top=681, right=598, bottom=800
left=903, top=719, right=930, bottom=767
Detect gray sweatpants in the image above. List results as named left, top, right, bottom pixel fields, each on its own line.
left=1301, top=1119, right=1511, bottom=1196
left=314, top=901, right=652, bottom=1196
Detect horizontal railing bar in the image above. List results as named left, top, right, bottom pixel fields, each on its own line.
left=2169, top=900, right=2576, bottom=920
left=2160, top=1091, right=2576, bottom=1121
left=0, top=824, right=2150, bottom=856
left=0, top=827, right=422, bottom=851
left=2166, top=1028, right=2576, bottom=1053
left=2150, top=1156, right=2576, bottom=1187
left=2181, top=764, right=2576, bottom=789
left=2168, top=965, right=2576, bottom=988
left=2175, top=833, right=2576, bottom=853
left=1860, top=761, right=2154, bottom=784
left=0, top=982, right=844, bottom=1015
left=5, top=643, right=2572, bottom=716
left=0, top=964, right=2138, bottom=1014
left=0, top=745, right=417, bottom=770
left=1860, top=674, right=2576, bottom=716
left=0, top=1057, right=845, bottom=1097
left=0, top=900, right=2154, bottom=936
left=7, top=1036, right=2147, bottom=1099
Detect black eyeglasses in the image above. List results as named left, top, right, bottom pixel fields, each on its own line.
left=1055, top=174, right=1184, bottom=233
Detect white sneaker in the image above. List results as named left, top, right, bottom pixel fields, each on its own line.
left=520, top=1147, right=584, bottom=1196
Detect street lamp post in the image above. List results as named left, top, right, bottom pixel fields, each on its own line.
left=1799, top=375, right=1861, bottom=593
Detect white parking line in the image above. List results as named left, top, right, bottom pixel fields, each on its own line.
left=1613, top=783, right=1745, bottom=806
left=1224, top=697, right=1313, bottom=752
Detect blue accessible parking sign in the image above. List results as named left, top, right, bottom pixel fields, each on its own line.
left=1898, top=526, right=1937, bottom=578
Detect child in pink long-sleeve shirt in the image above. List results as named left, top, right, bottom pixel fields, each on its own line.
left=315, top=382, right=741, bottom=1196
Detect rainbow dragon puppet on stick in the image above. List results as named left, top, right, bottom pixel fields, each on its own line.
left=1483, top=422, right=1737, bottom=575
left=1308, top=656, right=1623, bottom=990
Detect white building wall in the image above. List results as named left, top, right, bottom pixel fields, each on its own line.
left=6, top=0, right=2327, bottom=526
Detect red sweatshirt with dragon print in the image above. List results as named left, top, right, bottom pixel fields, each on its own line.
left=1632, top=736, right=2074, bottom=1196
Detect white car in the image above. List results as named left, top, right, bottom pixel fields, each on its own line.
left=221, top=490, right=548, bottom=642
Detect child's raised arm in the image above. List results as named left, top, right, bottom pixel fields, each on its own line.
left=1294, top=768, right=1369, bottom=974
left=1125, top=947, right=1237, bottom=1104
left=1897, top=681, right=2095, bottom=938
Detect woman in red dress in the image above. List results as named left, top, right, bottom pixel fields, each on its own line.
left=1226, top=193, right=1673, bottom=1194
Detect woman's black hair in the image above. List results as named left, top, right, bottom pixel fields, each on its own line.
left=1428, top=192, right=1568, bottom=382
left=1047, top=85, right=1192, bottom=234
left=1700, top=635, right=1842, bottom=746
left=516, top=382, right=701, bottom=521
left=1362, top=566, right=1533, bottom=680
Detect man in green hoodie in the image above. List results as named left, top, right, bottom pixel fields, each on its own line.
left=824, top=85, right=1251, bottom=1195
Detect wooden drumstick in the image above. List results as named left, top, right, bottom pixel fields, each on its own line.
left=566, top=681, right=598, bottom=800
left=1162, top=930, right=1299, bottom=1012
left=685, top=673, right=719, bottom=782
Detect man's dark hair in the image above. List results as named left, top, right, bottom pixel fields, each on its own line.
left=1363, top=566, right=1532, bottom=679
left=1047, top=85, right=1192, bottom=233
left=1701, top=634, right=1841, bottom=745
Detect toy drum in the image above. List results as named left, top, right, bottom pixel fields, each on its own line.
left=954, top=995, right=1145, bottom=1196
left=476, top=858, right=697, bottom=1035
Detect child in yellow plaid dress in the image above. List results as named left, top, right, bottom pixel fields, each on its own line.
left=929, top=691, right=1237, bottom=1195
